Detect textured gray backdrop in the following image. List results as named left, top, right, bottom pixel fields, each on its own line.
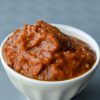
left=0, top=0, right=100, bottom=100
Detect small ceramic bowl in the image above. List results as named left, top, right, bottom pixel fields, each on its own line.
left=0, top=24, right=100, bottom=100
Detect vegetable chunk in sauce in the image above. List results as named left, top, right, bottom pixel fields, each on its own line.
left=3, top=20, right=96, bottom=81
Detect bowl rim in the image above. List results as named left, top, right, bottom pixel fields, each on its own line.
left=0, top=24, right=100, bottom=85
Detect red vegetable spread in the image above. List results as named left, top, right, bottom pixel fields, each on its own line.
left=3, top=20, right=96, bottom=81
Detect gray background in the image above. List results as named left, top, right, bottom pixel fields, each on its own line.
left=0, top=0, right=100, bottom=100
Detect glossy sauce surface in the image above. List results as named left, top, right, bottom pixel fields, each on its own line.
left=3, top=20, right=96, bottom=81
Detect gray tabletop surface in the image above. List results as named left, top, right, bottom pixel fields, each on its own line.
left=0, top=0, right=100, bottom=100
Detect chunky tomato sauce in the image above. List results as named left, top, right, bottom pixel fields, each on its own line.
left=3, top=20, right=96, bottom=81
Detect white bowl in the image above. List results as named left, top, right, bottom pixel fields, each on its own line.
left=0, top=24, right=100, bottom=100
